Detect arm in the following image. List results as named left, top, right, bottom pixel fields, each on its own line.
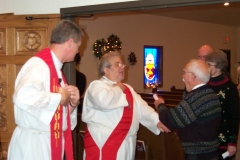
left=64, top=84, right=82, bottom=130
left=153, top=97, right=171, bottom=132
left=64, top=84, right=80, bottom=114
left=226, top=84, right=239, bottom=156
left=13, top=59, right=61, bottom=125
left=227, top=85, right=239, bottom=140
left=155, top=96, right=195, bottom=130
left=154, top=97, right=178, bottom=130
left=58, top=87, right=71, bottom=106
left=127, top=87, right=169, bottom=134
left=85, top=80, right=128, bottom=111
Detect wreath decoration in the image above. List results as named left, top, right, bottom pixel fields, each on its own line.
left=105, top=34, right=122, bottom=53
left=92, top=39, right=107, bottom=59
left=93, top=34, right=122, bottom=59
left=128, top=52, right=137, bottom=65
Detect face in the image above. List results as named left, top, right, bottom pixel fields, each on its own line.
left=66, top=38, right=82, bottom=62
left=206, top=61, right=221, bottom=77
left=104, top=56, right=126, bottom=82
left=182, top=64, right=194, bottom=91
left=198, top=49, right=209, bottom=61
left=198, top=46, right=212, bottom=61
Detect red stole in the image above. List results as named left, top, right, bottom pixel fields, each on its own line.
left=84, top=86, right=133, bottom=160
left=35, top=48, right=74, bottom=160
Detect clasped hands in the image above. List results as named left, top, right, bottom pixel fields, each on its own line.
left=58, top=84, right=80, bottom=108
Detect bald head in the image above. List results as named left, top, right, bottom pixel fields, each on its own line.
left=182, top=59, right=210, bottom=92
left=198, top=45, right=213, bottom=61
left=187, top=59, right=210, bottom=83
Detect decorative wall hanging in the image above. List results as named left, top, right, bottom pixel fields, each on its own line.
left=105, top=34, right=122, bottom=53
left=92, top=34, right=122, bottom=59
left=128, top=52, right=137, bottom=65
left=23, top=32, right=41, bottom=50
left=93, top=39, right=107, bottom=59
left=143, top=45, right=163, bottom=88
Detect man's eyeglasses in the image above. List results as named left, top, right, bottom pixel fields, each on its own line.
left=182, top=70, right=193, bottom=75
left=198, top=56, right=205, bottom=60
left=108, top=62, right=126, bottom=68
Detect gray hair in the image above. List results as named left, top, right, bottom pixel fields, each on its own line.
left=99, top=51, right=122, bottom=76
left=187, top=59, right=210, bottom=83
left=50, top=20, right=84, bottom=44
left=204, top=50, right=228, bottom=70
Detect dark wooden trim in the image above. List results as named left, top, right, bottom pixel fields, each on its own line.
left=170, top=85, right=184, bottom=92
left=60, top=0, right=233, bottom=18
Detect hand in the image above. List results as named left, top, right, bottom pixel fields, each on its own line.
left=227, top=145, right=237, bottom=157
left=114, top=82, right=126, bottom=91
left=157, top=121, right=171, bottom=133
left=64, top=84, right=80, bottom=107
left=154, top=96, right=165, bottom=110
left=58, top=87, right=70, bottom=106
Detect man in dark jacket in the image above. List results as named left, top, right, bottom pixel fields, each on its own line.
left=155, top=59, right=221, bottom=160
left=75, top=53, right=86, bottom=114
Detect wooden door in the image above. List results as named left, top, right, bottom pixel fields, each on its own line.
left=0, top=14, right=60, bottom=159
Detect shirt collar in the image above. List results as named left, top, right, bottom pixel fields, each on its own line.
left=102, top=76, right=117, bottom=85
left=192, top=83, right=206, bottom=90
left=51, top=50, right=63, bottom=71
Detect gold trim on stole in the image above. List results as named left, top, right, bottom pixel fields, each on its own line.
left=53, top=78, right=61, bottom=147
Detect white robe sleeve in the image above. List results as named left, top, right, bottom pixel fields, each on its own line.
left=85, top=80, right=128, bottom=111
left=127, top=85, right=160, bottom=135
left=13, top=58, right=61, bottom=126
left=70, top=106, right=77, bottom=130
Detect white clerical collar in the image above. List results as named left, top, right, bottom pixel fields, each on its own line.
left=102, top=76, right=117, bottom=85
left=51, top=50, right=63, bottom=71
left=192, top=83, right=206, bottom=90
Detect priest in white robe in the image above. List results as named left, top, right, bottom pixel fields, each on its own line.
left=8, top=20, right=83, bottom=160
left=82, top=51, right=169, bottom=160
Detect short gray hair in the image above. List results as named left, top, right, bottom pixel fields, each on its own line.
left=204, top=50, right=228, bottom=70
left=99, top=51, right=122, bottom=76
left=50, top=20, right=84, bottom=44
left=187, top=59, right=210, bottom=83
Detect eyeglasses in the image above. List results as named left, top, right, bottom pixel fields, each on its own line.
left=108, top=62, right=126, bottom=68
left=198, top=56, right=205, bottom=60
left=206, top=62, right=216, bottom=67
left=182, top=70, right=193, bottom=75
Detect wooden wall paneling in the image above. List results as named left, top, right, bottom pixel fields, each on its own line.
left=16, top=28, right=47, bottom=55
left=6, top=28, right=14, bottom=56
left=0, top=28, right=6, bottom=55
left=164, top=132, right=184, bottom=160
left=0, top=14, right=60, bottom=159
left=0, top=65, right=7, bottom=133
left=137, top=125, right=166, bottom=160
left=6, top=64, right=17, bottom=136
left=0, top=142, right=7, bottom=160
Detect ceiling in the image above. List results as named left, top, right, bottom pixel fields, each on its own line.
left=61, top=0, right=240, bottom=27
left=136, top=2, right=240, bottom=27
